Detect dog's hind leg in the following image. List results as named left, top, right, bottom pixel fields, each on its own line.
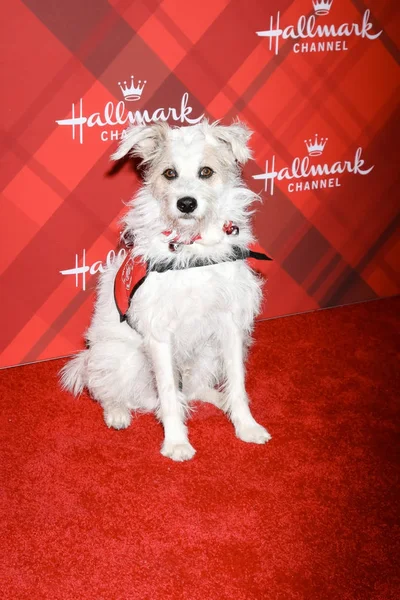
left=182, top=346, right=226, bottom=410
left=182, top=373, right=226, bottom=410
left=86, top=339, right=157, bottom=430
left=197, top=388, right=225, bottom=409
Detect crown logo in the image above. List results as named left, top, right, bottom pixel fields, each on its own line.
left=118, top=76, right=147, bottom=102
left=312, top=0, right=334, bottom=15
left=304, top=134, right=328, bottom=156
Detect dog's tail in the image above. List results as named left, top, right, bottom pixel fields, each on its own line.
left=59, top=350, right=88, bottom=396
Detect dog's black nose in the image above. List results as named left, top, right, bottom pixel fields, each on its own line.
left=177, top=197, right=197, bottom=214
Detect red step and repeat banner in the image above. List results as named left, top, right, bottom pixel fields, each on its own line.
left=1, top=0, right=399, bottom=368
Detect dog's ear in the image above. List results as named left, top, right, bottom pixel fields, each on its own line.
left=110, top=123, right=169, bottom=163
left=211, top=120, right=253, bottom=164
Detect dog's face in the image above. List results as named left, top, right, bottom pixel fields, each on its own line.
left=149, top=127, right=226, bottom=226
left=111, top=120, right=252, bottom=231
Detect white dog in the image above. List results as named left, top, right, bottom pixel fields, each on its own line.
left=60, top=119, right=272, bottom=461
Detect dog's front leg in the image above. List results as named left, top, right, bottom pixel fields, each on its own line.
left=221, top=316, right=271, bottom=444
left=146, top=337, right=196, bottom=462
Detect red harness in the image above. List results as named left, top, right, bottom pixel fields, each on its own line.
left=114, top=223, right=272, bottom=322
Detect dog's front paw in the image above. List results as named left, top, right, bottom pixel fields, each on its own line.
left=236, top=423, right=272, bottom=444
left=104, top=406, right=131, bottom=430
left=161, top=440, right=196, bottom=462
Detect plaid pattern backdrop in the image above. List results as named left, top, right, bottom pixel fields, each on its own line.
left=0, top=0, right=399, bottom=368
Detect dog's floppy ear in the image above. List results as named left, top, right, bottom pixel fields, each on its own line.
left=111, top=122, right=168, bottom=163
left=211, top=120, right=253, bottom=164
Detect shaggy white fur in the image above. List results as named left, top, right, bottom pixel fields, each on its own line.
left=60, top=119, right=271, bottom=461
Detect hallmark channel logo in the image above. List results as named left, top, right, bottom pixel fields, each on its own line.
left=56, top=75, right=204, bottom=144
left=305, top=134, right=328, bottom=156
left=252, top=135, right=374, bottom=195
left=60, top=248, right=127, bottom=291
left=313, top=0, right=333, bottom=16
left=256, top=0, right=382, bottom=55
left=118, top=75, right=146, bottom=101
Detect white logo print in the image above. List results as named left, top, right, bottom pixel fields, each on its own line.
left=313, top=0, right=333, bottom=16
left=256, top=1, right=382, bottom=56
left=56, top=78, right=204, bottom=144
left=305, top=134, right=328, bottom=156
left=253, top=139, right=374, bottom=195
left=60, top=248, right=126, bottom=291
left=118, top=75, right=146, bottom=101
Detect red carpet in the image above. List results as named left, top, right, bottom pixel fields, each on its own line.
left=1, top=298, right=399, bottom=600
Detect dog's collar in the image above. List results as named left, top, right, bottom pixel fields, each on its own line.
left=150, top=245, right=268, bottom=273
left=162, top=221, right=239, bottom=252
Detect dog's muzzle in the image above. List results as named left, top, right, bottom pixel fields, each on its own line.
left=177, top=197, right=197, bottom=214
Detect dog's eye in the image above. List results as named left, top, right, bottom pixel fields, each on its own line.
left=163, top=168, right=178, bottom=180
left=199, top=166, right=214, bottom=179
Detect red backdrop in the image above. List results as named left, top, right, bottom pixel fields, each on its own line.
left=1, top=0, right=399, bottom=368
